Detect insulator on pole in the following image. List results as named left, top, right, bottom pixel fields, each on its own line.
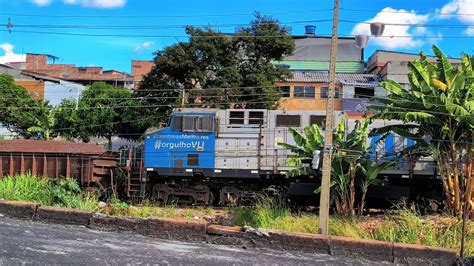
left=355, top=35, right=369, bottom=48
left=370, top=22, right=385, bottom=37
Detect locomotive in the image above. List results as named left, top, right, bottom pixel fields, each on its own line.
left=136, top=108, right=441, bottom=206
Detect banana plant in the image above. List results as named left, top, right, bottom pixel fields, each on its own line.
left=369, top=45, right=473, bottom=217
left=357, top=159, right=397, bottom=216
left=278, top=123, right=324, bottom=177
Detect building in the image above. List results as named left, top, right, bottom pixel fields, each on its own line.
left=276, top=36, right=364, bottom=73
left=0, top=64, right=85, bottom=106
left=367, top=50, right=462, bottom=87
left=131, top=60, right=154, bottom=90
left=275, top=71, right=383, bottom=120
left=7, top=53, right=133, bottom=89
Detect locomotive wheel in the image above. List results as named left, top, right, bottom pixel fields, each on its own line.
left=152, top=183, right=213, bottom=205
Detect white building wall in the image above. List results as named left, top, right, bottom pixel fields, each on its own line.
left=44, top=81, right=85, bottom=106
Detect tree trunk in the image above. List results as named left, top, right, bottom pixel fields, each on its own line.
left=358, top=188, right=367, bottom=216
left=349, top=164, right=356, bottom=216
left=450, top=143, right=461, bottom=215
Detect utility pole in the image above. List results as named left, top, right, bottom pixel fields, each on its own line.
left=181, top=87, right=186, bottom=108
left=319, top=0, right=339, bottom=235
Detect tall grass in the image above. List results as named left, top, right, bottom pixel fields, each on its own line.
left=231, top=196, right=473, bottom=256
left=0, top=173, right=53, bottom=205
left=0, top=173, right=98, bottom=211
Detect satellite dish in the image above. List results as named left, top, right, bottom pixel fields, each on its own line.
left=370, top=22, right=385, bottom=37
left=355, top=35, right=369, bottom=48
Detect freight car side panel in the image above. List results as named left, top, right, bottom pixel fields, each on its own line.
left=144, top=115, right=216, bottom=170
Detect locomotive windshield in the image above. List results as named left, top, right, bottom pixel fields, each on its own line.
left=170, top=114, right=214, bottom=132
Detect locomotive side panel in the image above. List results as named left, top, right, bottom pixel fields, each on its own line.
left=144, top=111, right=217, bottom=177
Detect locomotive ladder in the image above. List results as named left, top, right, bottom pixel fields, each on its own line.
left=122, top=146, right=144, bottom=197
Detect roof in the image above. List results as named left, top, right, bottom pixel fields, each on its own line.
left=0, top=140, right=105, bottom=155
left=373, top=49, right=461, bottom=60
left=284, top=71, right=382, bottom=87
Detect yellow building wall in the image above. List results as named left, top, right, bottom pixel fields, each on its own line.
left=275, top=82, right=343, bottom=111
left=14, top=80, right=45, bottom=100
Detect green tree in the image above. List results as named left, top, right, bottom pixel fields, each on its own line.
left=369, top=45, right=473, bottom=216
left=0, top=74, right=50, bottom=138
left=139, top=13, right=295, bottom=124
left=26, top=101, right=57, bottom=140
left=55, top=82, right=151, bottom=149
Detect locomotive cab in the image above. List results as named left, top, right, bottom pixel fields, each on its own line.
left=144, top=109, right=218, bottom=178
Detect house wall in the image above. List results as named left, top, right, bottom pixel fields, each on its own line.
left=275, top=81, right=343, bottom=111
left=24, top=54, right=133, bottom=87
left=14, top=80, right=45, bottom=100
left=131, top=60, right=154, bottom=89
left=44, top=81, right=85, bottom=106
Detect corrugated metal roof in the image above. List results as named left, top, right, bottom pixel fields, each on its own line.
left=0, top=140, right=104, bottom=155
left=284, top=71, right=381, bottom=87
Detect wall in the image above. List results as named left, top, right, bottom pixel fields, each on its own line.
left=275, top=82, right=343, bottom=111
left=14, top=80, right=45, bottom=100
left=44, top=81, right=85, bottom=106
left=131, top=60, right=154, bottom=89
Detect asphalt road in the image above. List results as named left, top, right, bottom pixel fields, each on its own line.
left=0, top=216, right=392, bottom=265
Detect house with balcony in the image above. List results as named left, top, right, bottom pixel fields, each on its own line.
left=275, top=71, right=383, bottom=120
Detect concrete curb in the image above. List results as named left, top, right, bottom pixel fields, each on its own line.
left=36, top=206, right=93, bottom=225
left=0, top=200, right=37, bottom=219
left=0, top=201, right=459, bottom=265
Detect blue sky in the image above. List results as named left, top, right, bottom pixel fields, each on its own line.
left=0, top=0, right=473, bottom=73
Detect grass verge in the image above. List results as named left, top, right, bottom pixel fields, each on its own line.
left=0, top=173, right=98, bottom=211
left=231, top=197, right=473, bottom=256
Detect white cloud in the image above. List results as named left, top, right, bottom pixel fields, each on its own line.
left=439, top=0, right=474, bottom=22
left=30, top=0, right=52, bottom=6
left=64, top=0, right=126, bottom=8
left=351, top=7, right=429, bottom=49
left=465, top=26, right=474, bottom=36
left=134, top=41, right=153, bottom=52
left=0, top=43, right=25, bottom=64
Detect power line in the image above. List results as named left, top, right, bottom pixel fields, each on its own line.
left=0, top=19, right=332, bottom=30
left=2, top=29, right=471, bottom=39
left=4, top=19, right=471, bottom=30
left=0, top=8, right=333, bottom=19
left=340, top=7, right=474, bottom=17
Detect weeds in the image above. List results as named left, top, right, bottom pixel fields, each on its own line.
left=231, top=196, right=473, bottom=256
left=0, top=173, right=98, bottom=211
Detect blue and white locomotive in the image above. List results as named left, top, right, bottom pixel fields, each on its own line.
left=142, top=108, right=439, bottom=205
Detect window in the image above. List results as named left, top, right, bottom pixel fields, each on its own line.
left=171, top=116, right=182, bottom=131
left=320, top=87, right=328, bottom=98
left=188, top=154, right=199, bottom=166
left=277, top=86, right=290, bottom=97
left=320, top=87, right=340, bottom=98
left=276, top=115, right=300, bottom=127
left=195, top=116, right=214, bottom=132
left=229, top=111, right=244, bottom=124
left=182, top=116, right=194, bottom=131
left=310, top=115, right=325, bottom=126
left=249, top=111, right=264, bottom=125
left=294, top=86, right=315, bottom=98
left=354, top=87, right=374, bottom=98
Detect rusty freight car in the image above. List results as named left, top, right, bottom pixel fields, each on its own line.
left=0, top=140, right=117, bottom=188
